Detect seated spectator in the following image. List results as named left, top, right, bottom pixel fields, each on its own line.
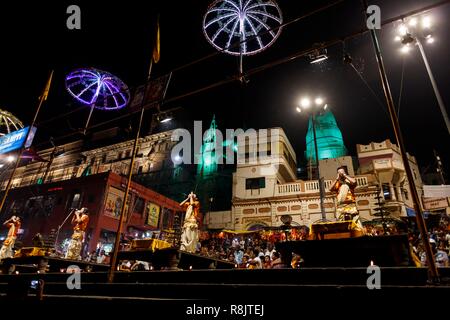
left=96, top=250, right=107, bottom=264
left=250, top=249, right=263, bottom=269
left=227, top=253, right=236, bottom=264
left=234, top=246, right=243, bottom=265
left=271, top=252, right=284, bottom=269
left=263, top=254, right=271, bottom=269
left=239, top=254, right=250, bottom=269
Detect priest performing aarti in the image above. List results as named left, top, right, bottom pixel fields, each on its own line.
left=329, top=167, right=365, bottom=235
left=0, top=215, right=21, bottom=260
left=179, top=192, right=200, bottom=253
left=65, top=208, right=89, bottom=260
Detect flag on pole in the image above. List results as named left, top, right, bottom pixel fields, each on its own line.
left=42, top=70, right=54, bottom=101
left=152, top=16, right=160, bottom=63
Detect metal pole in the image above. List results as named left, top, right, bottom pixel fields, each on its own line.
left=0, top=70, right=53, bottom=214
left=55, top=208, right=75, bottom=250
left=83, top=104, right=96, bottom=135
left=362, top=0, right=439, bottom=282
left=416, top=38, right=450, bottom=136
left=107, top=98, right=146, bottom=283
left=311, top=112, right=326, bottom=221
left=108, top=59, right=154, bottom=283
left=42, top=146, right=57, bottom=183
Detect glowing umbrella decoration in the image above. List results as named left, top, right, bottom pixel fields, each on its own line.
left=203, top=0, right=283, bottom=55
left=0, top=109, right=24, bottom=136
left=65, top=68, right=130, bottom=133
left=203, top=0, right=282, bottom=80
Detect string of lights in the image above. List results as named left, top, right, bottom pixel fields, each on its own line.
left=34, top=0, right=450, bottom=148
left=34, top=0, right=348, bottom=131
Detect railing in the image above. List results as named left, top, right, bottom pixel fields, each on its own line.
left=356, top=176, right=369, bottom=187
left=276, top=176, right=369, bottom=196
left=277, top=182, right=302, bottom=194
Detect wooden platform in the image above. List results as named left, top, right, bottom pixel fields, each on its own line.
left=310, top=220, right=359, bottom=240
left=276, top=234, right=414, bottom=267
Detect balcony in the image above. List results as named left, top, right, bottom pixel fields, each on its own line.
left=276, top=175, right=369, bottom=197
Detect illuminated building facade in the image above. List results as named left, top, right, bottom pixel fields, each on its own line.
left=208, top=129, right=427, bottom=231
left=0, top=171, right=181, bottom=255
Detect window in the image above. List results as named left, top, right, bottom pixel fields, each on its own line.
left=282, top=142, right=296, bottom=174
left=382, top=185, right=391, bottom=201
left=88, top=194, right=96, bottom=203
left=246, top=177, right=266, bottom=190
left=258, top=142, right=272, bottom=157
left=134, top=197, right=145, bottom=215
left=162, top=209, right=172, bottom=229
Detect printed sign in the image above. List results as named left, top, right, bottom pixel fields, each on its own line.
left=423, top=197, right=449, bottom=211
left=146, top=203, right=160, bottom=227
left=0, top=126, right=37, bottom=155
left=104, top=186, right=130, bottom=219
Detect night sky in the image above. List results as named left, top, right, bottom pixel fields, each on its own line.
left=0, top=0, right=449, bottom=176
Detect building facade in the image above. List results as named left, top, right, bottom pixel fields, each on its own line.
left=356, top=139, right=424, bottom=216
left=0, top=172, right=181, bottom=256
left=219, top=131, right=426, bottom=231
left=0, top=129, right=180, bottom=190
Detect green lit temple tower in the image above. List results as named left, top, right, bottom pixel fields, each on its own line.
left=197, top=115, right=218, bottom=176
left=195, top=115, right=233, bottom=217
left=305, top=110, right=347, bottom=177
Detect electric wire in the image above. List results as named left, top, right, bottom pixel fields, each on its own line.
left=33, top=0, right=450, bottom=147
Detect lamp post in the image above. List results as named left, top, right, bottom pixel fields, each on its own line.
left=362, top=0, right=439, bottom=282
left=296, top=96, right=328, bottom=222
left=396, top=15, right=450, bottom=135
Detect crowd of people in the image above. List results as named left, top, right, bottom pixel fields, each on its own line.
left=410, top=221, right=450, bottom=267
left=194, top=219, right=450, bottom=269
left=195, top=231, right=304, bottom=269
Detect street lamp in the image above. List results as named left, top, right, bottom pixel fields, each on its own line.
left=308, top=47, right=329, bottom=64
left=149, top=107, right=180, bottom=135
left=296, top=96, right=328, bottom=222
left=395, top=15, right=450, bottom=135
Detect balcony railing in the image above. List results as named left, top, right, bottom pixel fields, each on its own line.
left=276, top=176, right=369, bottom=196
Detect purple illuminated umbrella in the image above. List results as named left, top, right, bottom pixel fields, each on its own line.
left=65, top=68, right=130, bottom=133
